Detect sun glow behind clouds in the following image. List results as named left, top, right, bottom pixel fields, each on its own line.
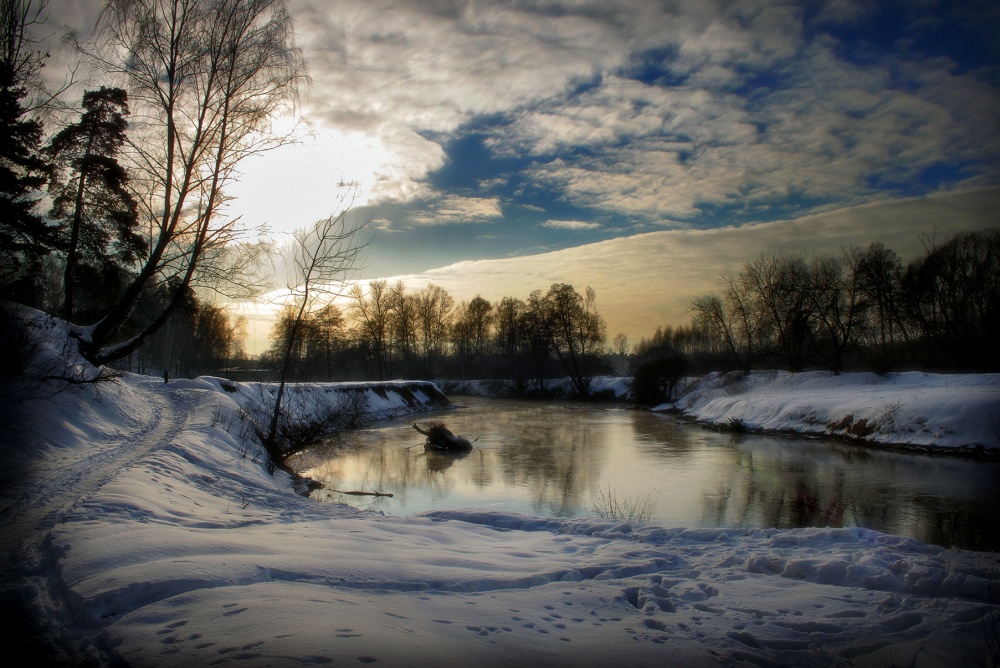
left=225, top=121, right=445, bottom=234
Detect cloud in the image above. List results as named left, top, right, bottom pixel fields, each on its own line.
left=493, top=35, right=1000, bottom=223
left=543, top=220, right=603, bottom=231
left=406, top=195, right=503, bottom=226
left=41, top=0, right=1000, bottom=247
left=285, top=0, right=815, bottom=226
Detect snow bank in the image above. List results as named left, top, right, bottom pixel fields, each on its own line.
left=445, top=369, right=999, bottom=453
left=195, top=375, right=450, bottom=429
left=668, top=371, right=1000, bottom=454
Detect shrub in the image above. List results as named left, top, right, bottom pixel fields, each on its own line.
left=631, top=355, right=690, bottom=405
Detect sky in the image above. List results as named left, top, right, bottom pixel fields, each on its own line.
left=37, top=0, right=1000, bottom=352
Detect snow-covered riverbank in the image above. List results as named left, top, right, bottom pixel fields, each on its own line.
left=665, top=370, right=1000, bottom=455
left=447, top=371, right=1000, bottom=454
left=1, top=312, right=998, bottom=666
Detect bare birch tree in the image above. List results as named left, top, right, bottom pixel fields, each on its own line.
left=265, top=189, right=373, bottom=456
left=71, top=0, right=305, bottom=365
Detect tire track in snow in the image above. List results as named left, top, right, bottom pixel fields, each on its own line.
left=0, top=388, right=193, bottom=664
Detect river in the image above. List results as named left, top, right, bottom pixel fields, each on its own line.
left=287, top=397, right=1000, bottom=551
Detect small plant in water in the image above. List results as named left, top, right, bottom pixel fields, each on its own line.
left=590, top=486, right=657, bottom=522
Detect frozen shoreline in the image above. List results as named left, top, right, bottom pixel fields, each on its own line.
left=664, top=371, right=1000, bottom=455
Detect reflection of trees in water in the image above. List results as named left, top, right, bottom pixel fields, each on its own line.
left=296, top=402, right=610, bottom=517
left=907, top=496, right=999, bottom=552
left=290, top=399, right=999, bottom=550
left=699, top=442, right=904, bottom=533
left=495, top=410, right=606, bottom=517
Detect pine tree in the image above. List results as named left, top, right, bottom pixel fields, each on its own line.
left=47, top=87, right=142, bottom=320
left=0, top=0, right=54, bottom=303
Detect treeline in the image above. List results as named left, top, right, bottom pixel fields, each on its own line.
left=260, top=281, right=608, bottom=396
left=635, top=230, right=1000, bottom=375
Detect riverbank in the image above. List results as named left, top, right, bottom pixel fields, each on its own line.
left=2, top=311, right=998, bottom=665
left=663, top=370, right=1000, bottom=455
left=444, top=371, right=1000, bottom=455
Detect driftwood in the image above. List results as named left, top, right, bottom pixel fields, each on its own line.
left=331, top=489, right=394, bottom=498
left=413, top=423, right=473, bottom=451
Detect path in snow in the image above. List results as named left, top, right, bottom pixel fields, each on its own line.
left=0, top=389, right=191, bottom=664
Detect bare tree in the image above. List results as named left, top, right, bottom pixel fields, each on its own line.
left=414, top=283, right=452, bottom=376
left=534, top=283, right=606, bottom=397
left=611, top=333, right=628, bottom=357
left=265, top=191, right=372, bottom=456
left=856, top=241, right=907, bottom=371
left=901, top=230, right=1000, bottom=370
left=388, top=280, right=417, bottom=376
left=742, top=254, right=813, bottom=371
left=348, top=279, right=393, bottom=380
left=691, top=270, right=767, bottom=373
left=493, top=295, right=527, bottom=391
left=72, top=0, right=305, bottom=365
left=808, top=251, right=867, bottom=373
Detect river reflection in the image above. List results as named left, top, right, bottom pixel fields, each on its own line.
left=288, top=397, right=1000, bottom=551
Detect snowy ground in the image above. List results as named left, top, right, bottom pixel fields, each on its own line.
left=668, top=371, right=1000, bottom=454
left=1, top=311, right=999, bottom=666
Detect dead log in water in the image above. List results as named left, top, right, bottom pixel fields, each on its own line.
left=413, top=423, right=473, bottom=451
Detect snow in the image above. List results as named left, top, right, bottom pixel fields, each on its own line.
left=666, top=371, right=1000, bottom=454
left=2, top=308, right=999, bottom=666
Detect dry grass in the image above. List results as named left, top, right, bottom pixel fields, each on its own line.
left=590, top=486, right=657, bottom=522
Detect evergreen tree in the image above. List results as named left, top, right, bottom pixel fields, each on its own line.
left=47, top=87, right=142, bottom=320
left=0, top=0, right=54, bottom=303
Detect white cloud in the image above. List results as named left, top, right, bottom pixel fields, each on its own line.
left=543, top=220, right=602, bottom=231
left=39, top=0, right=1000, bottom=243
left=407, top=195, right=503, bottom=226
left=495, top=33, right=1000, bottom=223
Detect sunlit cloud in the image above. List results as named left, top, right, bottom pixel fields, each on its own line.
left=407, top=195, right=503, bottom=226
left=225, top=122, right=446, bottom=232
left=543, top=220, right=603, bottom=231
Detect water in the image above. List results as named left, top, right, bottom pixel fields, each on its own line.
left=288, top=397, right=1000, bottom=551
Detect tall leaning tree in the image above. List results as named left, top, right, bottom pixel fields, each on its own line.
left=72, top=0, right=305, bottom=365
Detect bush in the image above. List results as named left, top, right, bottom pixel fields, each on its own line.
left=632, top=355, right=690, bottom=405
